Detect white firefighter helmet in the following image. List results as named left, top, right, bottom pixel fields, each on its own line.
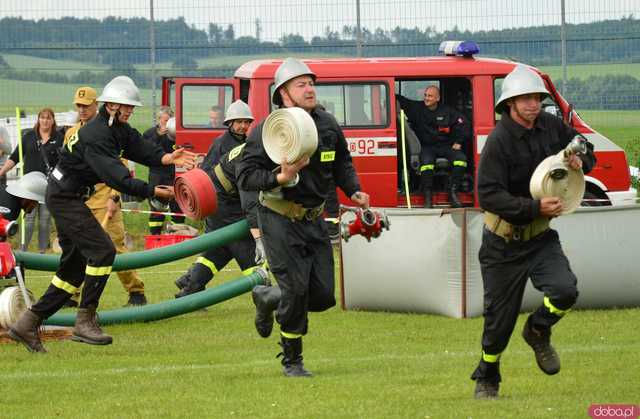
left=97, top=75, right=143, bottom=107
left=272, top=57, right=316, bottom=106
left=495, top=64, right=549, bottom=114
left=6, top=171, right=48, bottom=203
left=166, top=117, right=176, bottom=139
left=224, top=100, right=254, bottom=125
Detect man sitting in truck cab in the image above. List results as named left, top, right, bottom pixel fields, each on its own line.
left=397, top=85, right=469, bottom=208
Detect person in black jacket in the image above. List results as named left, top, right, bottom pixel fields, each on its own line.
left=0, top=171, right=48, bottom=223
left=470, top=65, right=596, bottom=399
left=175, top=142, right=261, bottom=298
left=143, top=106, right=185, bottom=234
left=397, top=86, right=469, bottom=207
left=9, top=76, right=196, bottom=353
left=237, top=58, right=369, bottom=377
left=0, top=108, right=63, bottom=252
left=174, top=100, right=256, bottom=297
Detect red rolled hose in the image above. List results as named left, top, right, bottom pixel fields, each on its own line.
left=174, top=168, right=218, bottom=219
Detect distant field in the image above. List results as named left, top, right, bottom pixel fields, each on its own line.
left=1, top=53, right=108, bottom=75
left=539, top=62, right=640, bottom=80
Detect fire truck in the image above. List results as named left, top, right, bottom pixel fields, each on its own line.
left=162, top=41, right=634, bottom=209
left=162, top=42, right=639, bottom=317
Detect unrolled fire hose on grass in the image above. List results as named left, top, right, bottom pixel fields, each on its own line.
left=529, top=136, right=587, bottom=215
left=14, top=219, right=250, bottom=271
left=44, top=269, right=268, bottom=326
left=174, top=168, right=218, bottom=219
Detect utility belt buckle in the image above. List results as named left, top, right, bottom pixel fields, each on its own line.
left=510, top=225, right=524, bottom=242
left=304, top=203, right=325, bottom=221
left=80, top=185, right=95, bottom=201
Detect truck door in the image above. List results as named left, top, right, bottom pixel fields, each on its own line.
left=166, top=78, right=239, bottom=157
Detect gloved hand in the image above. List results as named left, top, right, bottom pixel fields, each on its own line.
left=254, top=237, right=266, bottom=266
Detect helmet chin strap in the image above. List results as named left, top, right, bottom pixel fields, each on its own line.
left=106, top=103, right=121, bottom=126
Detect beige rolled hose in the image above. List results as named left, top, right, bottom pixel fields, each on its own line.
left=530, top=150, right=585, bottom=215
left=263, top=108, right=318, bottom=164
left=0, top=287, right=35, bottom=328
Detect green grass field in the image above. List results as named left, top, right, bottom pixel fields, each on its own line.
left=539, top=62, right=640, bottom=80
left=2, top=258, right=638, bottom=418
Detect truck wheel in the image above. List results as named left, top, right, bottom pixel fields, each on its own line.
left=581, top=190, right=611, bottom=207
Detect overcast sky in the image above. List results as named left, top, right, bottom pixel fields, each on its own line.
left=2, top=0, right=637, bottom=42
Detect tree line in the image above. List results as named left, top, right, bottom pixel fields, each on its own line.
left=0, top=15, right=638, bottom=109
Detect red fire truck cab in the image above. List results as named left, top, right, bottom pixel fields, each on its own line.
left=162, top=42, right=634, bottom=208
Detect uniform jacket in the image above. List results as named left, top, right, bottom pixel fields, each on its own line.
left=143, top=125, right=176, bottom=178
left=57, top=105, right=165, bottom=198
left=396, top=95, right=468, bottom=148
left=237, top=106, right=360, bottom=208
left=478, top=111, right=596, bottom=226
left=201, top=130, right=245, bottom=173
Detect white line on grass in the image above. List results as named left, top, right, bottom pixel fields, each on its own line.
left=1, top=342, right=637, bottom=381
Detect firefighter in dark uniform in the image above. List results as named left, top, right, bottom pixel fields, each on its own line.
left=0, top=171, right=48, bottom=222
left=397, top=85, right=469, bottom=208
left=9, top=76, right=196, bottom=353
left=174, top=100, right=260, bottom=297
left=470, top=65, right=596, bottom=399
left=237, top=58, right=370, bottom=377
left=143, top=106, right=185, bottom=234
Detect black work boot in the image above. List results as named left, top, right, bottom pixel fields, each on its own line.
left=72, top=307, right=113, bottom=345
left=174, top=272, right=191, bottom=290
left=251, top=285, right=281, bottom=338
left=125, top=292, right=147, bottom=306
left=423, top=188, right=433, bottom=208
left=175, top=282, right=205, bottom=299
left=277, top=336, right=312, bottom=377
left=449, top=184, right=463, bottom=208
left=8, top=309, right=47, bottom=353
left=474, top=379, right=499, bottom=399
left=522, top=317, right=560, bottom=375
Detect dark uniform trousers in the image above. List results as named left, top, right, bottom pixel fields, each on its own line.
left=420, top=144, right=467, bottom=190
left=148, top=172, right=185, bottom=234
left=258, top=206, right=336, bottom=336
left=472, top=227, right=578, bottom=380
left=31, top=182, right=116, bottom=319
left=188, top=201, right=256, bottom=287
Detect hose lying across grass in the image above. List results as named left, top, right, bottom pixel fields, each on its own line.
left=14, top=220, right=250, bottom=272
left=44, top=270, right=268, bottom=326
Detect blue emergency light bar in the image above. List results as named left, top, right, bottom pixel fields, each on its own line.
left=438, top=40, right=480, bottom=57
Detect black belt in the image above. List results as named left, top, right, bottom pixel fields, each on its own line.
left=50, top=167, right=95, bottom=201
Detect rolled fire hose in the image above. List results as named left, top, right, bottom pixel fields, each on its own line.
left=44, top=270, right=267, bottom=326
left=0, top=287, right=35, bottom=328
left=263, top=107, right=318, bottom=164
left=530, top=139, right=586, bottom=215
left=174, top=168, right=218, bottom=219
left=15, top=219, right=250, bottom=272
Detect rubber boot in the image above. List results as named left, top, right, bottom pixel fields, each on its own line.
left=175, top=275, right=208, bottom=298
left=423, top=188, right=433, bottom=208
left=277, top=336, right=312, bottom=377
left=125, top=292, right=147, bottom=306
left=522, top=316, right=560, bottom=375
left=449, top=184, right=463, bottom=208
left=174, top=271, right=192, bottom=290
left=72, top=307, right=113, bottom=345
left=8, top=309, right=47, bottom=353
left=251, top=285, right=281, bottom=338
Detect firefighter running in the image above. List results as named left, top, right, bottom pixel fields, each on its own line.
left=237, top=58, right=370, bottom=377
left=470, top=65, right=596, bottom=399
left=8, top=76, right=196, bottom=353
left=174, top=100, right=262, bottom=297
